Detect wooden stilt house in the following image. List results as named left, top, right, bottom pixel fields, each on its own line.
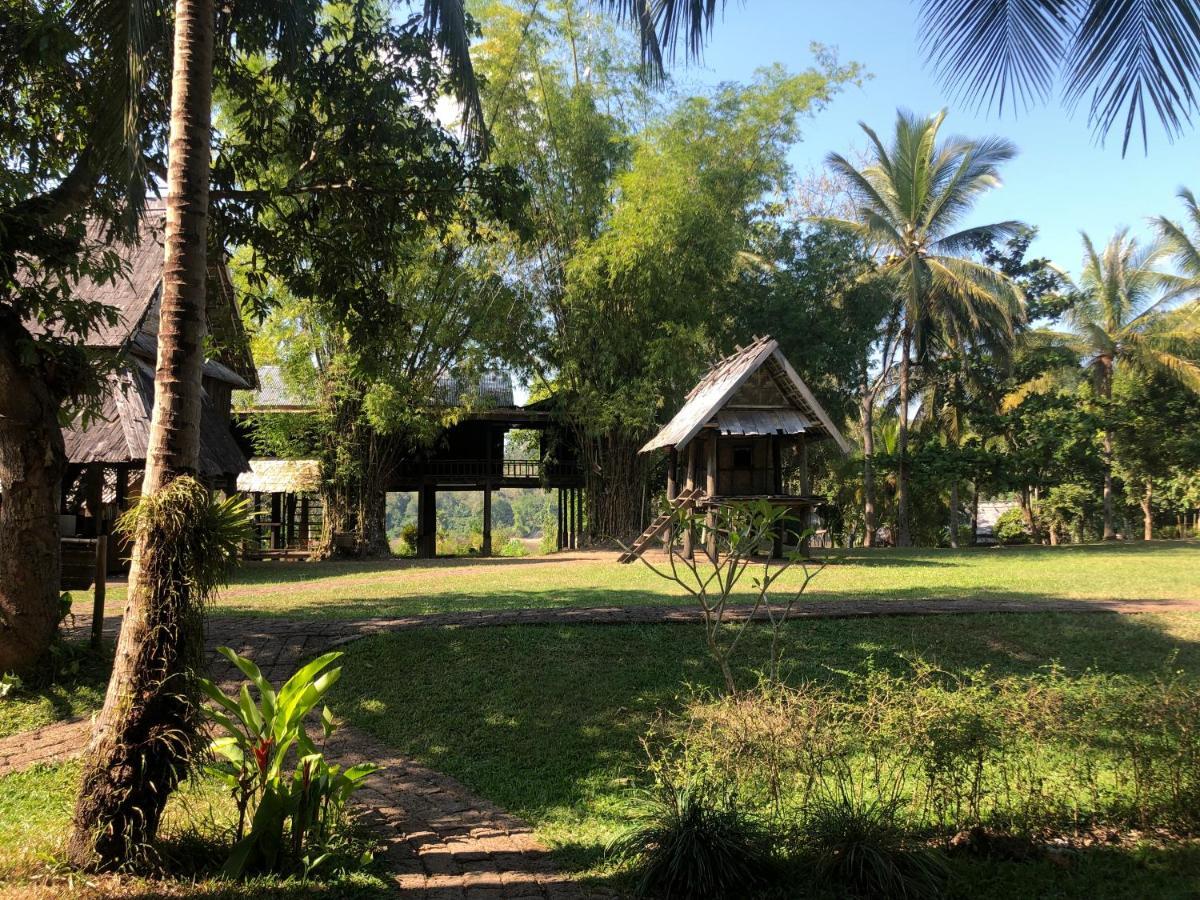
left=620, top=335, right=850, bottom=563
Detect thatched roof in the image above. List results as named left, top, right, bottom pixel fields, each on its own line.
left=64, top=361, right=249, bottom=477
left=640, top=335, right=851, bottom=454
left=28, top=202, right=257, bottom=387
left=236, top=458, right=321, bottom=493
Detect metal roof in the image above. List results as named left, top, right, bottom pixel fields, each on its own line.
left=238, top=366, right=517, bottom=412
left=236, top=458, right=321, bottom=493
left=640, top=336, right=851, bottom=454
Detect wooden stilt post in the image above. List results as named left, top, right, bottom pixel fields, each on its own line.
left=705, top=435, right=718, bottom=560
left=557, top=489, right=565, bottom=551
left=568, top=487, right=576, bottom=550
left=772, top=435, right=784, bottom=558
left=577, top=486, right=584, bottom=548
left=418, top=483, right=437, bottom=558
left=90, top=534, right=107, bottom=650
left=683, top=442, right=697, bottom=558
left=300, top=496, right=310, bottom=549
left=666, top=447, right=678, bottom=552
left=799, top=436, right=811, bottom=556
left=482, top=482, right=493, bottom=556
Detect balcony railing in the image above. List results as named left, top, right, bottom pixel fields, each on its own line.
left=393, top=458, right=580, bottom=480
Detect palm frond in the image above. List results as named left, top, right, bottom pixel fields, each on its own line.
left=1065, top=0, right=1200, bottom=154
left=932, top=220, right=1026, bottom=255
left=594, top=0, right=725, bottom=74
left=422, top=0, right=487, bottom=150
left=918, top=0, right=1073, bottom=114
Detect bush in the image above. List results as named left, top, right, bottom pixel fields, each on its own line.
left=609, top=779, right=771, bottom=898
left=800, top=794, right=948, bottom=899
left=199, top=648, right=377, bottom=877
left=396, top=523, right=419, bottom=556
left=993, top=508, right=1030, bottom=545
left=498, top=538, right=528, bottom=557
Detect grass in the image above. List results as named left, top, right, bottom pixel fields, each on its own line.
left=80, top=540, right=1200, bottom=621
left=0, top=761, right=391, bottom=898
left=0, top=642, right=112, bottom=739
left=329, top=610, right=1200, bottom=895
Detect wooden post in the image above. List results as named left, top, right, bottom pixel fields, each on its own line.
left=482, top=482, right=493, bottom=556
left=705, top=435, right=718, bottom=560
left=576, top=486, right=584, bottom=548
left=683, top=442, right=697, bottom=558
left=799, top=436, right=811, bottom=556
left=772, top=435, right=784, bottom=558
left=271, top=492, right=283, bottom=549
left=667, top=447, right=678, bottom=500
left=418, top=483, right=437, bottom=558
left=557, top=489, right=565, bottom=550
left=568, top=487, right=576, bottom=550
left=91, top=534, right=107, bottom=649
left=299, top=495, right=310, bottom=548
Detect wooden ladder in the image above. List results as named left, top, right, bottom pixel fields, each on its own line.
left=618, top=487, right=705, bottom=564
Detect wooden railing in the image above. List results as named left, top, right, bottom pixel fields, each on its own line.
left=394, top=459, right=580, bottom=480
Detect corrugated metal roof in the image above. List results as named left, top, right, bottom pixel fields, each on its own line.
left=237, top=365, right=313, bottom=411
left=238, top=366, right=517, bottom=412
left=640, top=336, right=851, bottom=454
left=236, top=458, right=321, bottom=493
left=715, top=409, right=810, bottom=436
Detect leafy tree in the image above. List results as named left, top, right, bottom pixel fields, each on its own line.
left=1055, top=230, right=1200, bottom=539
left=0, top=0, right=168, bottom=673
left=824, top=109, right=1025, bottom=546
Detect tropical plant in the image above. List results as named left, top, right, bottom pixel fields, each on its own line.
left=199, top=648, right=376, bottom=876
left=824, top=109, right=1025, bottom=545
left=1051, top=230, right=1200, bottom=539
left=68, top=478, right=251, bottom=866
left=917, top=0, right=1200, bottom=153
left=609, top=777, right=770, bottom=899
left=637, top=500, right=825, bottom=694
left=993, top=506, right=1030, bottom=545
left=801, top=793, right=949, bottom=899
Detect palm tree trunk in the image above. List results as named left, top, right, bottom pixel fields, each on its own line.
left=860, top=387, right=876, bottom=548
left=1101, top=365, right=1116, bottom=540
left=0, top=318, right=65, bottom=674
left=948, top=479, right=959, bottom=548
left=1142, top=479, right=1154, bottom=541
left=67, top=0, right=214, bottom=869
left=896, top=328, right=912, bottom=547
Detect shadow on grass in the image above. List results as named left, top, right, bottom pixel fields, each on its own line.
left=329, top=610, right=1200, bottom=882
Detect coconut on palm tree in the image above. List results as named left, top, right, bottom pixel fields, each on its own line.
left=824, top=109, right=1025, bottom=546
left=1058, top=229, right=1200, bottom=541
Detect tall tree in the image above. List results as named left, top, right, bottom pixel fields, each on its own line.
left=0, top=0, right=166, bottom=673
left=1060, top=229, right=1200, bottom=539
left=824, top=109, right=1025, bottom=546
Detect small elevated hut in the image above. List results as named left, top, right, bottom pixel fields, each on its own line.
left=621, top=335, right=850, bottom=563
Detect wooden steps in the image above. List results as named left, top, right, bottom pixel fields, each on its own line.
left=618, top=487, right=705, bottom=564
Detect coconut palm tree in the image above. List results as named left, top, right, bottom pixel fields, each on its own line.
left=1061, top=229, right=1200, bottom=541
left=823, top=109, right=1025, bottom=546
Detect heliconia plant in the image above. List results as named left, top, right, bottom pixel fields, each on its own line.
left=198, top=647, right=377, bottom=877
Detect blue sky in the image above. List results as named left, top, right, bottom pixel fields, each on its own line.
left=667, top=0, right=1200, bottom=280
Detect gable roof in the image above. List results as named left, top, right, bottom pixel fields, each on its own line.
left=640, top=335, right=851, bottom=455
left=238, top=366, right=517, bottom=413
left=26, top=202, right=257, bottom=387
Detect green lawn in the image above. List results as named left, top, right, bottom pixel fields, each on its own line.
left=330, top=610, right=1200, bottom=896
left=81, top=540, right=1200, bottom=621
left=0, top=643, right=111, bottom=739
left=0, top=761, right=391, bottom=897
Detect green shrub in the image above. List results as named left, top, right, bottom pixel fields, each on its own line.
left=199, top=648, right=377, bottom=877
left=609, top=779, right=771, bottom=898
left=800, top=794, right=949, bottom=899
left=396, top=523, right=419, bottom=556
left=993, top=508, right=1030, bottom=545
left=499, top=538, right=528, bottom=557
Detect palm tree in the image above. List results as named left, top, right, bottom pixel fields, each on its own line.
left=824, top=110, right=1024, bottom=546
left=1062, top=229, right=1200, bottom=541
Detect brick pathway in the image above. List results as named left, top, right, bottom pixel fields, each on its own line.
left=4, top=594, right=1200, bottom=894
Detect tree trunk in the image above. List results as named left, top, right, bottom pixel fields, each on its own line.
left=860, top=389, right=876, bottom=548
left=0, top=319, right=65, bottom=674
left=1101, top=364, right=1116, bottom=540
left=68, top=0, right=214, bottom=869
left=579, top=428, right=646, bottom=544
left=896, top=329, right=912, bottom=547
left=948, top=480, right=959, bottom=549
left=1142, top=479, right=1154, bottom=541
left=970, top=483, right=979, bottom=546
